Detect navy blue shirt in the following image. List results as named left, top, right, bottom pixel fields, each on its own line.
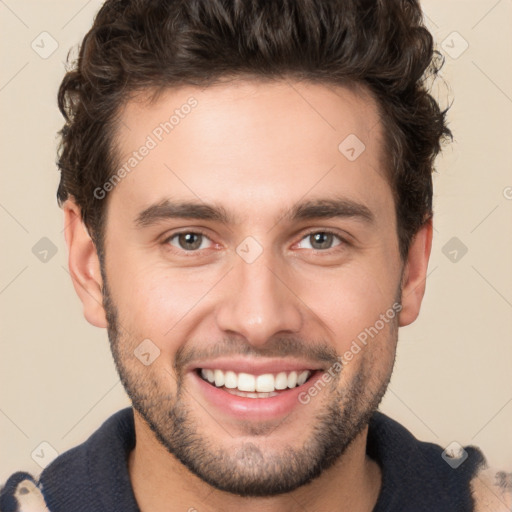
left=1, top=408, right=485, bottom=511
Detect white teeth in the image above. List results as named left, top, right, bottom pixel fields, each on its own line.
left=297, top=370, right=309, bottom=386
left=202, top=369, right=215, bottom=384
left=199, top=368, right=312, bottom=393
left=214, top=369, right=225, bottom=387
left=275, top=372, right=288, bottom=390
left=225, top=389, right=280, bottom=399
left=287, top=371, right=298, bottom=388
left=237, top=373, right=256, bottom=392
left=256, top=373, right=275, bottom=392
left=224, top=370, right=237, bottom=389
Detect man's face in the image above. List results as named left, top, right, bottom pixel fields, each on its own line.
left=100, top=80, right=405, bottom=495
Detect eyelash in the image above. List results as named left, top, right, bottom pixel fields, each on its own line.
left=162, top=229, right=349, bottom=254
left=162, top=229, right=213, bottom=255
left=297, top=229, right=349, bottom=252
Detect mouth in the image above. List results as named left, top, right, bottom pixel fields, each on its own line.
left=196, top=368, right=318, bottom=398
left=189, top=362, right=326, bottom=421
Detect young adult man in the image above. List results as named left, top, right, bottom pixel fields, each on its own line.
left=1, top=0, right=510, bottom=510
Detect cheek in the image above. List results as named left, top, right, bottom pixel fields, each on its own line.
left=107, top=257, right=221, bottom=346
left=291, top=262, right=400, bottom=351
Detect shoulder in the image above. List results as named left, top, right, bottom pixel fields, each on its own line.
left=471, top=465, right=512, bottom=512
left=369, top=412, right=493, bottom=510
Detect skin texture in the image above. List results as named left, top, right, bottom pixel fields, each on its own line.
left=63, top=80, right=432, bottom=512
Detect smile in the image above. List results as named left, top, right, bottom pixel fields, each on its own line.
left=198, top=368, right=314, bottom=397
left=188, top=360, right=326, bottom=420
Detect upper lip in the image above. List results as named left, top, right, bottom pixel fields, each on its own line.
left=188, top=357, right=325, bottom=376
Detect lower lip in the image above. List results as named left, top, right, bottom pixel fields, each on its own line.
left=190, top=370, right=324, bottom=421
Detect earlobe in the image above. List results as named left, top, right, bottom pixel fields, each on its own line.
left=398, top=218, right=433, bottom=327
left=63, top=200, right=108, bottom=328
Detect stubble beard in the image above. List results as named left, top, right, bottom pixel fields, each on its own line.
left=101, top=274, right=397, bottom=497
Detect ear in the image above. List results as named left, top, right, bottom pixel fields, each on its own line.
left=399, top=218, right=433, bottom=327
left=63, top=200, right=107, bottom=328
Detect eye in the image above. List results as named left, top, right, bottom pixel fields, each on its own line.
left=296, top=231, right=343, bottom=251
left=166, top=232, right=213, bottom=251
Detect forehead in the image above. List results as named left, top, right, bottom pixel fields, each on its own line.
left=109, top=79, right=392, bottom=226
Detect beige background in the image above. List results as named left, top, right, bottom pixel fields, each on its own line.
left=1, top=0, right=511, bottom=482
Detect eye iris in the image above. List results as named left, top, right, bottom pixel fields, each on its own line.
left=178, top=233, right=202, bottom=250
left=310, top=232, right=333, bottom=250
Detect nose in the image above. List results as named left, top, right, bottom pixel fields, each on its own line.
left=215, top=253, right=304, bottom=346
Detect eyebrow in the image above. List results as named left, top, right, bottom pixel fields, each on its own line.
left=286, top=198, right=374, bottom=224
left=134, top=197, right=374, bottom=228
left=135, top=200, right=231, bottom=227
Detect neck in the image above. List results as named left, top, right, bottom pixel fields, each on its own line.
left=128, top=411, right=382, bottom=512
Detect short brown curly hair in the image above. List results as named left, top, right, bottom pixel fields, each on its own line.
left=57, top=0, right=451, bottom=260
